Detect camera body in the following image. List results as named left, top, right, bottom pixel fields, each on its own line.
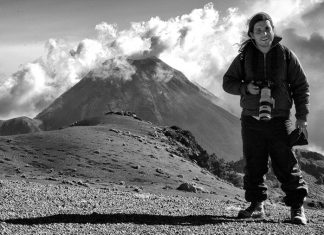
left=254, top=80, right=275, bottom=121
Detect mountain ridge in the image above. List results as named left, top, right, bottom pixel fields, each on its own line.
left=0, top=116, right=42, bottom=135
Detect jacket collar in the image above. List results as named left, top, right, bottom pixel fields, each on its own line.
left=271, top=36, right=282, bottom=47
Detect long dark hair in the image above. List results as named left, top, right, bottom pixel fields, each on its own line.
left=239, top=12, right=274, bottom=52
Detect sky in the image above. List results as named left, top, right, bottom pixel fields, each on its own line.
left=0, top=0, right=324, bottom=152
left=0, top=0, right=244, bottom=74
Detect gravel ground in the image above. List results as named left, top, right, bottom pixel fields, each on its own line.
left=0, top=179, right=323, bottom=234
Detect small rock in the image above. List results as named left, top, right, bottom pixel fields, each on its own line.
left=201, top=169, right=209, bottom=175
left=169, top=153, right=180, bottom=158
left=177, top=182, right=207, bottom=193
left=133, top=187, right=142, bottom=192
left=149, top=154, right=157, bottom=159
left=61, top=180, right=74, bottom=185
left=46, top=177, right=58, bottom=181
left=163, top=185, right=173, bottom=190
left=177, top=183, right=197, bottom=193
left=156, top=168, right=165, bottom=174
left=109, top=128, right=120, bottom=134
left=76, top=180, right=89, bottom=187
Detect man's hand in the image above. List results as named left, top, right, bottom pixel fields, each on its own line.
left=247, top=81, right=260, bottom=95
left=296, top=119, right=308, bottom=139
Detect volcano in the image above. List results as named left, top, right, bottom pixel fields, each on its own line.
left=36, top=57, right=242, bottom=161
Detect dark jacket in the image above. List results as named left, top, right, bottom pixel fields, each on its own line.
left=223, top=36, right=310, bottom=121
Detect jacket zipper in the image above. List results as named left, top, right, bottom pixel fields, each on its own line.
left=264, top=53, right=267, bottom=81
left=251, top=39, right=275, bottom=82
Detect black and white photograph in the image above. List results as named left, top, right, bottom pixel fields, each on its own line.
left=0, top=0, right=323, bottom=234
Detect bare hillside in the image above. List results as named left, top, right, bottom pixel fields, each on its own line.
left=0, top=114, right=240, bottom=196
left=0, top=114, right=323, bottom=234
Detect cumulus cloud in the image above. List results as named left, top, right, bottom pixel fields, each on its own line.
left=247, top=0, right=306, bottom=24
left=283, top=29, right=324, bottom=75
left=0, top=37, right=138, bottom=119
left=0, top=63, right=53, bottom=118
left=302, top=1, right=324, bottom=35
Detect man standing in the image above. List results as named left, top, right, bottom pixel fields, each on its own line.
left=223, top=12, right=310, bottom=225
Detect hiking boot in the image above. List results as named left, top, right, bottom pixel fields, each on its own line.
left=237, top=201, right=265, bottom=218
left=291, top=206, right=307, bottom=225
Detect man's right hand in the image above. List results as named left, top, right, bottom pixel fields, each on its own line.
left=247, top=81, right=260, bottom=95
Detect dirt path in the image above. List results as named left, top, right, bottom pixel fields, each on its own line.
left=0, top=179, right=323, bottom=235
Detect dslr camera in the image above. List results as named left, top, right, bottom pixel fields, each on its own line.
left=253, top=80, right=275, bottom=121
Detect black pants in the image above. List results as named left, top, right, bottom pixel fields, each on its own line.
left=241, top=115, right=308, bottom=207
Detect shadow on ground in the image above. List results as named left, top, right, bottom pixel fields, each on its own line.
left=4, top=213, right=282, bottom=225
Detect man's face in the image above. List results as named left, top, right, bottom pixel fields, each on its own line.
left=250, top=20, right=274, bottom=49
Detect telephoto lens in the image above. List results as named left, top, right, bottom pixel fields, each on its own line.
left=259, top=87, right=274, bottom=121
